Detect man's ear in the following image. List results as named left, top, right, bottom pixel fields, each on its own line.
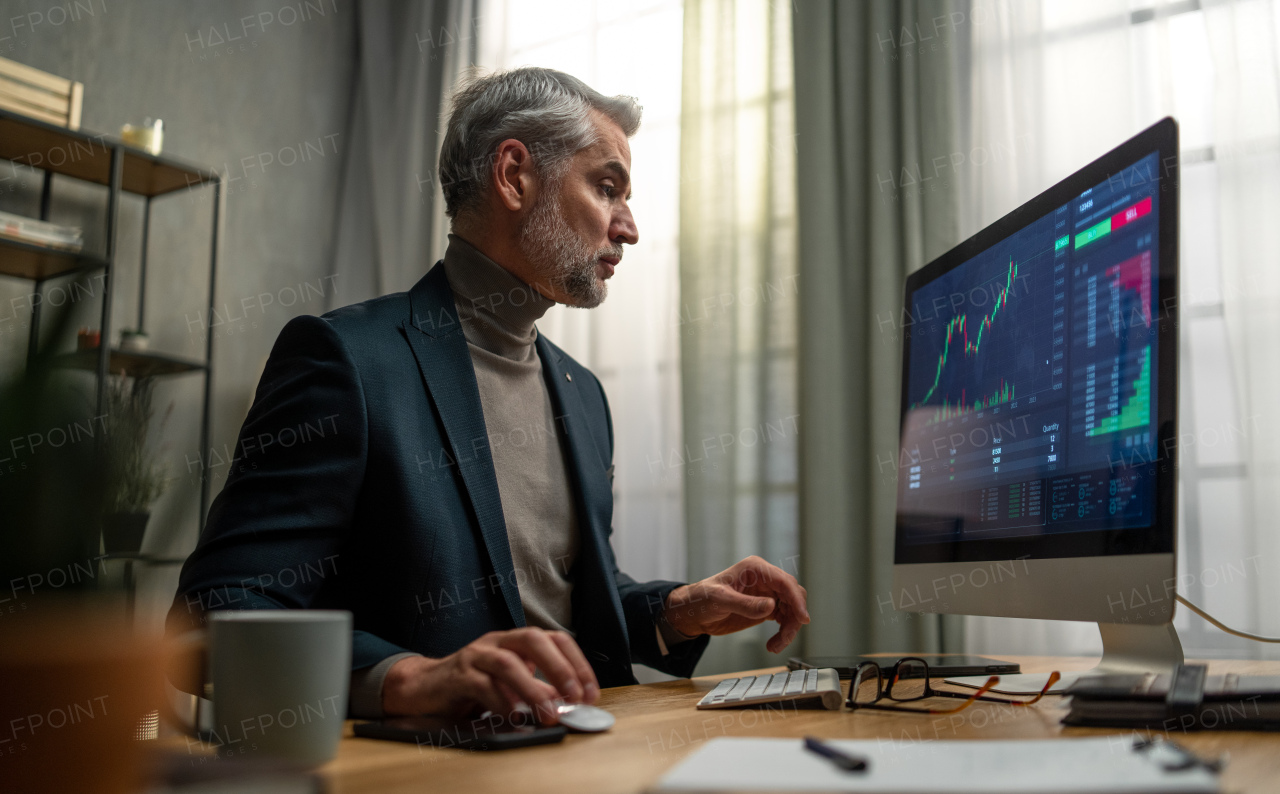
left=491, top=139, right=536, bottom=213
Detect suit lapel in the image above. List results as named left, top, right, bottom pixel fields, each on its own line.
left=536, top=336, right=630, bottom=661
left=404, top=263, right=526, bottom=629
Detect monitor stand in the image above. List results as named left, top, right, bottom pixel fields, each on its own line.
left=944, top=621, right=1185, bottom=695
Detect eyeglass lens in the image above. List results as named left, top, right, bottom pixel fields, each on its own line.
left=850, top=665, right=883, bottom=706
left=887, top=659, right=929, bottom=701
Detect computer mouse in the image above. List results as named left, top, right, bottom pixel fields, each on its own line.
left=554, top=701, right=615, bottom=733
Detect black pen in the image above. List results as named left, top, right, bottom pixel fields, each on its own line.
left=803, top=736, right=869, bottom=772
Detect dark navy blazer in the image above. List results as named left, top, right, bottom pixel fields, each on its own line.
left=168, top=262, right=709, bottom=686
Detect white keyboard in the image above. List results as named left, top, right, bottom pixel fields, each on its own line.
left=696, top=668, right=843, bottom=710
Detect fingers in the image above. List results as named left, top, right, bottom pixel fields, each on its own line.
left=464, top=668, right=520, bottom=717
left=488, top=679, right=555, bottom=726
left=766, top=609, right=803, bottom=653
left=546, top=631, right=600, bottom=703
left=387, top=629, right=602, bottom=722
left=470, top=646, right=559, bottom=721
left=741, top=558, right=809, bottom=624
left=716, top=585, right=776, bottom=620
left=498, top=629, right=595, bottom=704
left=766, top=630, right=786, bottom=654
left=494, top=680, right=530, bottom=717
left=761, top=594, right=804, bottom=653
left=719, top=557, right=809, bottom=653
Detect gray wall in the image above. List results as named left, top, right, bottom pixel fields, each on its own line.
left=0, top=0, right=358, bottom=629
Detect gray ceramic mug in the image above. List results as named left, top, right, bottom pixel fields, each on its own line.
left=207, top=610, right=352, bottom=766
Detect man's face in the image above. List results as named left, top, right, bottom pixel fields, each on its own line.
left=519, top=110, right=640, bottom=308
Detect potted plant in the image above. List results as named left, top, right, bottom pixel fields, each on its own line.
left=101, top=375, right=169, bottom=554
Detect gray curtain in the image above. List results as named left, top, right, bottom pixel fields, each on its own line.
left=330, top=0, right=476, bottom=306
left=793, top=0, right=968, bottom=657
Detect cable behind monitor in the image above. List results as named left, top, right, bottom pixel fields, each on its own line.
left=1176, top=594, right=1280, bottom=643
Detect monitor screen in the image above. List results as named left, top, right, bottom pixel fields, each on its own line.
left=896, top=143, right=1174, bottom=564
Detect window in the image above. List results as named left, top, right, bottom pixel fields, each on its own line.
left=476, top=0, right=690, bottom=587
left=963, top=0, right=1279, bottom=658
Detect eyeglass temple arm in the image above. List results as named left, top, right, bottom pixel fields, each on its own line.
left=952, top=670, right=1064, bottom=705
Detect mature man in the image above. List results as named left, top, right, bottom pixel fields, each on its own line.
left=169, top=68, right=809, bottom=721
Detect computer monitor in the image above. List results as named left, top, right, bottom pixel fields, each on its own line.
left=892, top=118, right=1181, bottom=693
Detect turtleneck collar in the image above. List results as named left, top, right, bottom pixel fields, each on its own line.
left=442, top=233, right=557, bottom=360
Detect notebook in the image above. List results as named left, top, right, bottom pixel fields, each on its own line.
left=1063, top=668, right=1280, bottom=730
left=649, top=736, right=1219, bottom=793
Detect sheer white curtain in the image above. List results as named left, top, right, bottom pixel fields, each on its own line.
left=679, top=0, right=799, bottom=674
left=1204, top=0, right=1280, bottom=656
left=475, top=1, right=689, bottom=614
left=959, top=0, right=1280, bottom=659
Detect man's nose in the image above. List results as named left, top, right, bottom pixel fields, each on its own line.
left=611, top=205, right=639, bottom=247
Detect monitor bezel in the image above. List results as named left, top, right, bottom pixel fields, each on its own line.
left=895, top=117, right=1179, bottom=565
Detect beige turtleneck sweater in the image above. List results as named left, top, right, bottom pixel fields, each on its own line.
left=442, top=234, right=581, bottom=632
left=349, top=236, right=689, bottom=718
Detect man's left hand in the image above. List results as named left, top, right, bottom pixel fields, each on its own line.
left=662, top=556, right=810, bottom=654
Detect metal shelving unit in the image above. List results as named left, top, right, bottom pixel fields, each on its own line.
left=0, top=107, right=223, bottom=533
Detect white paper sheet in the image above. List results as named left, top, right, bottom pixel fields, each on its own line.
left=652, top=737, right=1219, bottom=793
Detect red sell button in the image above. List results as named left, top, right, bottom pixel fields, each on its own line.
left=1110, top=195, right=1152, bottom=231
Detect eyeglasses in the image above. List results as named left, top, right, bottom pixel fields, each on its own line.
left=846, top=657, right=1061, bottom=715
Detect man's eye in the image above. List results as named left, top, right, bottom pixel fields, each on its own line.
left=601, top=185, right=615, bottom=198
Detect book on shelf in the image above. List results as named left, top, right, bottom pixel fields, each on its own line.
left=0, top=209, right=83, bottom=251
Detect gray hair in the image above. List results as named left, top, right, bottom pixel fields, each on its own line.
left=438, top=67, right=641, bottom=220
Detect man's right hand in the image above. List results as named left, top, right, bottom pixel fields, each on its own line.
left=381, top=628, right=600, bottom=724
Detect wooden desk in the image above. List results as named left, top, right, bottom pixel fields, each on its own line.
left=324, top=656, right=1280, bottom=793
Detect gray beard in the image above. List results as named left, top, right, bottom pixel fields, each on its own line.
left=519, top=188, right=618, bottom=309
